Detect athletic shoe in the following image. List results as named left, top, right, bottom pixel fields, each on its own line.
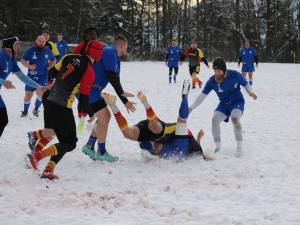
left=182, top=79, right=191, bottom=96
left=137, top=91, right=147, bottom=102
left=32, top=109, right=39, bottom=117
left=41, top=171, right=59, bottom=180
left=26, top=154, right=39, bottom=170
left=27, top=132, right=37, bottom=153
left=101, top=93, right=117, bottom=105
left=20, top=111, right=28, bottom=117
left=82, top=145, right=96, bottom=160
left=94, top=152, right=119, bottom=162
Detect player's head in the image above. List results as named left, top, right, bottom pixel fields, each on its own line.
left=42, top=30, right=50, bottom=42
left=114, top=34, right=128, bottom=57
left=85, top=40, right=104, bottom=63
left=83, top=27, right=99, bottom=42
left=213, top=58, right=227, bottom=78
left=171, top=37, right=177, bottom=47
left=1, top=35, right=20, bottom=58
left=191, top=40, right=197, bottom=49
left=57, top=33, right=63, bottom=41
left=245, top=39, right=250, bottom=48
left=35, top=35, right=46, bottom=49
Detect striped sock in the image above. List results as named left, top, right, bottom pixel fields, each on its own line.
left=34, top=145, right=58, bottom=161
left=146, top=107, right=157, bottom=121
left=43, top=160, right=56, bottom=173
left=114, top=112, right=128, bottom=130
left=33, top=130, right=45, bottom=140
left=35, top=138, right=50, bottom=152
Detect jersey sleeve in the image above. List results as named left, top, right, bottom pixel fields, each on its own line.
left=198, top=48, right=204, bottom=58
left=80, top=65, right=95, bottom=95
left=22, top=48, right=32, bottom=61
left=236, top=71, right=248, bottom=86
left=202, top=78, right=213, bottom=95
left=102, top=49, right=118, bottom=73
left=50, top=42, right=60, bottom=57
left=12, top=60, right=21, bottom=73
left=48, top=49, right=56, bottom=61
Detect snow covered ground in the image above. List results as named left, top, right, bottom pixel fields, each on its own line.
left=0, top=62, right=300, bottom=225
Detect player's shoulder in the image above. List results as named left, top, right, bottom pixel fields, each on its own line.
left=103, top=46, right=117, bottom=57
left=227, top=69, right=241, bottom=78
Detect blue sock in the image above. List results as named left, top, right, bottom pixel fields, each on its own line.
left=34, top=97, right=42, bottom=111
left=98, top=143, right=106, bottom=155
left=179, top=96, right=189, bottom=120
left=24, top=101, right=30, bottom=113
left=169, top=76, right=172, bottom=83
left=86, top=136, right=97, bottom=149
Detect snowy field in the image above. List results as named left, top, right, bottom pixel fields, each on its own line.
left=0, top=61, right=300, bottom=225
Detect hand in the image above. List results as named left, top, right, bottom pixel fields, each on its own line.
left=122, top=92, right=135, bottom=98
left=249, top=92, right=257, bottom=100
left=189, top=107, right=193, bottom=113
left=36, top=86, right=48, bottom=96
left=87, top=115, right=96, bottom=123
left=125, top=101, right=136, bottom=113
left=3, top=80, right=15, bottom=89
left=28, top=64, right=37, bottom=70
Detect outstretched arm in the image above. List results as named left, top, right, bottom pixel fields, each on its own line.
left=14, top=71, right=40, bottom=88
left=189, top=93, right=208, bottom=112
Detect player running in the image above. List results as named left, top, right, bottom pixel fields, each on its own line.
left=0, top=36, right=41, bottom=137
left=184, top=41, right=209, bottom=89
left=165, top=37, right=184, bottom=83
left=101, top=80, right=210, bottom=159
left=238, top=40, right=258, bottom=85
left=26, top=40, right=103, bottom=180
left=20, top=35, right=56, bottom=117
left=81, top=35, right=136, bottom=162
left=190, top=58, right=257, bottom=157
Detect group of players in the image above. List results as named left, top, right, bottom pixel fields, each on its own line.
left=0, top=27, right=257, bottom=180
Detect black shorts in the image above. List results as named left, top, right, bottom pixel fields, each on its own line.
left=135, top=119, right=165, bottom=142
left=169, top=67, right=178, bottom=75
left=90, top=99, right=107, bottom=113
left=43, top=90, right=76, bottom=131
left=189, top=65, right=200, bottom=75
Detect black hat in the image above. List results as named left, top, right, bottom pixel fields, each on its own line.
left=213, top=58, right=226, bottom=74
left=2, top=36, right=19, bottom=50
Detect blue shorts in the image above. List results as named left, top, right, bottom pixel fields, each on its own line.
left=215, top=101, right=244, bottom=121
left=242, top=63, right=255, bottom=73
left=160, top=137, right=189, bottom=158
left=25, top=75, right=48, bottom=91
left=0, top=95, right=5, bottom=108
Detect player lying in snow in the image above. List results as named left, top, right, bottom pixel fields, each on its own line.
left=100, top=80, right=213, bottom=160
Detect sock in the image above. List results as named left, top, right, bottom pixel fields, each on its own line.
left=249, top=79, right=253, bottom=85
left=215, top=142, right=221, bottom=150
left=24, top=101, right=30, bottom=113
left=174, top=74, right=177, bottom=82
left=97, top=142, right=106, bottom=155
left=196, top=77, right=202, bottom=87
left=109, top=103, right=120, bottom=114
left=179, top=96, right=189, bottom=120
left=192, top=77, right=196, bottom=87
left=43, top=160, right=56, bottom=173
left=34, top=96, right=42, bottom=111
left=86, top=136, right=97, bottom=149
left=169, top=75, right=172, bottom=83
left=32, top=130, right=45, bottom=140
left=34, top=144, right=58, bottom=161
left=237, top=141, right=242, bottom=150
left=36, top=138, right=50, bottom=152
left=114, top=112, right=128, bottom=130
left=140, top=100, right=157, bottom=121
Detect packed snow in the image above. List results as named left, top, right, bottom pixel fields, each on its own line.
left=0, top=62, right=300, bottom=225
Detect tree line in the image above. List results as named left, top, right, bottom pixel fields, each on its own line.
left=0, top=0, right=299, bottom=62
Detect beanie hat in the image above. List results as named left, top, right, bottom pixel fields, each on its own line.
left=2, top=36, right=19, bottom=50
left=213, top=58, right=227, bottom=74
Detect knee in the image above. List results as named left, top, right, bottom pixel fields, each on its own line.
left=60, top=142, right=77, bottom=152
left=212, top=116, right=220, bottom=126
left=231, top=117, right=241, bottom=127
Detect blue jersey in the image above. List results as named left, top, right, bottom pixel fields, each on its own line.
left=0, top=49, right=21, bottom=107
left=239, top=48, right=256, bottom=66
left=0, top=49, right=20, bottom=81
left=56, top=40, right=68, bottom=60
left=202, top=70, right=248, bottom=104
left=89, top=46, right=120, bottom=103
left=22, top=46, right=55, bottom=77
left=166, top=46, right=182, bottom=68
